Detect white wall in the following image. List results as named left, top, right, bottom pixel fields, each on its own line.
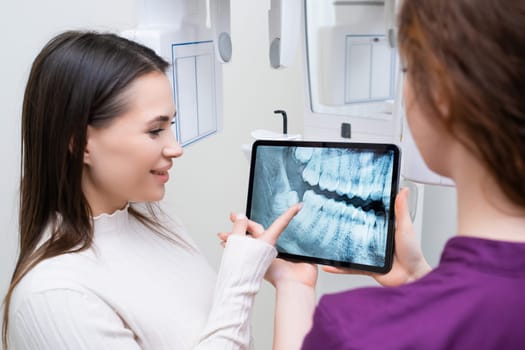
left=421, top=185, right=457, bottom=267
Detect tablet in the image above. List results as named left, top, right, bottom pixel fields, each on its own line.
left=246, top=140, right=400, bottom=273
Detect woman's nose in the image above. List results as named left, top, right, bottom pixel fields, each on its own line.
left=163, top=131, right=183, bottom=158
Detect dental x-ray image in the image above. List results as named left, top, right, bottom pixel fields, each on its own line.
left=247, top=140, right=400, bottom=273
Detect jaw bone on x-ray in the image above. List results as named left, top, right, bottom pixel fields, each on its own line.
left=248, top=141, right=399, bottom=271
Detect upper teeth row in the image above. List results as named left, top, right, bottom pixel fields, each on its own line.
left=294, top=147, right=393, bottom=203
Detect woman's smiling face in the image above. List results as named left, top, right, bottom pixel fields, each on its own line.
left=82, top=71, right=182, bottom=215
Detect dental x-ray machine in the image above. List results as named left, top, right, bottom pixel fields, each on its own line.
left=123, top=0, right=452, bottom=184
left=123, top=0, right=454, bottom=244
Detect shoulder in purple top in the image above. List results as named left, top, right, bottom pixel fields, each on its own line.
left=301, top=236, right=525, bottom=350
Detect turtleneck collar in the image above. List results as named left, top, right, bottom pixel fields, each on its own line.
left=92, top=203, right=131, bottom=234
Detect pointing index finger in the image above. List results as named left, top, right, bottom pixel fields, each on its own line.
left=260, top=203, right=302, bottom=245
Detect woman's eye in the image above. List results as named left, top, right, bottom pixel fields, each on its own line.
left=149, top=128, right=164, bottom=136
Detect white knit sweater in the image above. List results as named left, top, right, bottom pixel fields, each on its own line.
left=8, top=205, right=277, bottom=349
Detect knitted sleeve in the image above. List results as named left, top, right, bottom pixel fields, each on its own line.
left=195, top=235, right=277, bottom=350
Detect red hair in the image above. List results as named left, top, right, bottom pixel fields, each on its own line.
left=398, top=0, right=525, bottom=208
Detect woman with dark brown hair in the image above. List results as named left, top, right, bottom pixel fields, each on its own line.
left=274, top=0, right=525, bottom=348
left=2, top=30, right=306, bottom=349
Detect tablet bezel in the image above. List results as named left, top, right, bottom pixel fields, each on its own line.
left=246, top=139, right=400, bottom=274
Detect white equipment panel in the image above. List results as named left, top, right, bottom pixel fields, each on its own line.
left=122, top=0, right=227, bottom=147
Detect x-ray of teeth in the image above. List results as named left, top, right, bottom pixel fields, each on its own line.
left=249, top=144, right=397, bottom=268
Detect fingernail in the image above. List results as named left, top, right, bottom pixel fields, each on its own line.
left=297, top=203, right=303, bottom=210
left=235, top=213, right=246, bottom=220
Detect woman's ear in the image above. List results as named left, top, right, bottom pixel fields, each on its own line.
left=433, top=74, right=452, bottom=120
left=436, top=93, right=450, bottom=119
left=83, top=126, right=94, bottom=166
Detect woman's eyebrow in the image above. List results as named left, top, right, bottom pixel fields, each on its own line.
left=147, top=115, right=172, bottom=124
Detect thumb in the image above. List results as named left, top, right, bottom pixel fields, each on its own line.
left=230, top=213, right=248, bottom=236
left=395, top=187, right=414, bottom=235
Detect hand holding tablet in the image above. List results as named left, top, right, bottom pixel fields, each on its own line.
left=246, top=140, right=400, bottom=273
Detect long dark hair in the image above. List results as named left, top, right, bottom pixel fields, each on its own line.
left=397, top=0, right=525, bottom=208
left=2, top=31, right=173, bottom=347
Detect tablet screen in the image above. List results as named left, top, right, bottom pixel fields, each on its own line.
left=246, top=140, right=400, bottom=273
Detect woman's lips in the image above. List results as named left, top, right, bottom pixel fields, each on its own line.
left=151, top=170, right=169, bottom=183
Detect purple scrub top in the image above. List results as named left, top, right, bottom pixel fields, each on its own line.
left=302, top=236, right=525, bottom=349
